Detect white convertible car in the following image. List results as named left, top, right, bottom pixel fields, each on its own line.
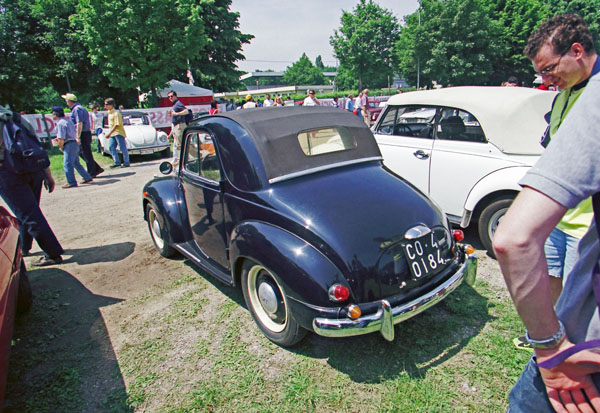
left=98, top=111, right=170, bottom=157
left=372, top=86, right=556, bottom=255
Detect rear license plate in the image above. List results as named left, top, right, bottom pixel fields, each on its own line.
left=402, top=233, right=446, bottom=279
left=140, top=148, right=154, bottom=154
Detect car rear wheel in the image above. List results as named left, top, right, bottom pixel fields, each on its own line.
left=146, top=203, right=176, bottom=258
left=241, top=260, right=306, bottom=346
left=17, top=259, right=32, bottom=314
left=478, top=197, right=513, bottom=258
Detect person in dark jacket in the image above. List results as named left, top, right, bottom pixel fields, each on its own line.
left=0, top=106, right=64, bottom=266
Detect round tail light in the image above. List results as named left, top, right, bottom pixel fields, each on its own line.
left=452, top=229, right=465, bottom=242
left=329, top=284, right=350, bottom=302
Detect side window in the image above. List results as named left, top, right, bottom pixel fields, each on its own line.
left=184, top=131, right=221, bottom=181
left=184, top=133, right=200, bottom=174
left=438, top=107, right=486, bottom=143
left=375, top=107, right=398, bottom=135
left=198, top=133, right=221, bottom=182
left=394, top=106, right=437, bottom=138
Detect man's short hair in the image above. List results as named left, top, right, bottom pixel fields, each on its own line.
left=104, top=98, right=115, bottom=106
left=525, top=14, right=595, bottom=59
left=52, top=106, right=65, bottom=117
left=168, top=90, right=177, bottom=97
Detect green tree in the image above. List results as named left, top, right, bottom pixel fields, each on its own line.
left=397, top=0, right=502, bottom=87
left=31, top=0, right=132, bottom=106
left=487, top=0, right=550, bottom=85
left=330, top=0, right=400, bottom=90
left=0, top=0, right=50, bottom=110
left=283, top=53, right=325, bottom=85
left=75, top=0, right=207, bottom=101
left=185, top=0, right=253, bottom=92
left=549, top=0, right=600, bottom=45
left=315, top=55, right=324, bottom=69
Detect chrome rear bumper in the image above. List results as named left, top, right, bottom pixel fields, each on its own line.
left=312, top=254, right=477, bottom=341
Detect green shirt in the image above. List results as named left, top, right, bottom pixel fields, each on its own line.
left=550, top=86, right=593, bottom=239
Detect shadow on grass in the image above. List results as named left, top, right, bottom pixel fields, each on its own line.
left=61, top=241, right=136, bottom=266
left=295, top=283, right=492, bottom=383
left=181, top=256, right=492, bottom=384
left=5, top=267, right=132, bottom=412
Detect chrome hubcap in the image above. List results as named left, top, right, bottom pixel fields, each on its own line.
left=149, top=210, right=164, bottom=249
left=258, top=282, right=278, bottom=316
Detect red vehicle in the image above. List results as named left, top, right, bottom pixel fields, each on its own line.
left=0, top=206, right=32, bottom=404
left=368, top=100, right=388, bottom=126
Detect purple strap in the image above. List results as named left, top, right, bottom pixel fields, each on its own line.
left=537, top=339, right=600, bottom=369
left=536, top=194, right=600, bottom=370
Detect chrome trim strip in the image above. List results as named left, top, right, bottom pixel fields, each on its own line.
left=312, top=254, right=477, bottom=341
left=268, top=157, right=383, bottom=184
left=404, top=224, right=432, bottom=240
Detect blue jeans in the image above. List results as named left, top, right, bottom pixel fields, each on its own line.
left=109, top=135, right=130, bottom=166
left=63, top=141, right=91, bottom=186
left=0, top=168, right=63, bottom=258
left=544, top=227, right=580, bottom=281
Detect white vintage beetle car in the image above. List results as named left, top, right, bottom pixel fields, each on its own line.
left=98, top=111, right=170, bottom=157
left=372, top=86, right=556, bottom=255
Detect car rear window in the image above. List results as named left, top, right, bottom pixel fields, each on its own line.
left=297, top=127, right=357, bottom=156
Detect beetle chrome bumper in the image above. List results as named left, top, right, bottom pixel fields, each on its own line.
left=312, top=254, right=477, bottom=341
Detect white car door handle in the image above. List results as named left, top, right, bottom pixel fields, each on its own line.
left=413, top=150, right=430, bottom=159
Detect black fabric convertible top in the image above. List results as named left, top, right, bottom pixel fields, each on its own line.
left=216, top=106, right=382, bottom=182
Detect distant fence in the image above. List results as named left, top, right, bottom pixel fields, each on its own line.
left=24, top=97, right=389, bottom=139
left=23, top=104, right=214, bottom=139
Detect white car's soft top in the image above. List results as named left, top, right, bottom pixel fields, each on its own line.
left=386, top=86, right=558, bottom=155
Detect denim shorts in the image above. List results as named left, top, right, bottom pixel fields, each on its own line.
left=544, top=227, right=580, bottom=279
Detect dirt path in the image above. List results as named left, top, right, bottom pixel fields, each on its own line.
left=4, top=158, right=190, bottom=411
left=3, top=157, right=508, bottom=411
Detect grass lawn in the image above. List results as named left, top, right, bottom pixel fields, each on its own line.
left=7, top=270, right=529, bottom=412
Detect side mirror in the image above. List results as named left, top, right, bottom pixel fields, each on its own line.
left=159, top=161, right=173, bottom=175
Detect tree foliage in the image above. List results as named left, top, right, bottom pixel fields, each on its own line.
left=185, top=0, right=253, bottom=92
left=75, top=0, right=205, bottom=100
left=330, top=0, right=400, bottom=90
left=397, top=0, right=503, bottom=88
left=283, top=53, right=325, bottom=85
left=396, top=0, right=600, bottom=88
left=487, top=0, right=550, bottom=86
left=549, top=0, right=600, bottom=45
left=1, top=0, right=250, bottom=110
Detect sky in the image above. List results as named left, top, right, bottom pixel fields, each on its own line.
left=230, top=0, right=420, bottom=73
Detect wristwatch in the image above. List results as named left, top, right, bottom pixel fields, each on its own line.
left=526, top=320, right=566, bottom=349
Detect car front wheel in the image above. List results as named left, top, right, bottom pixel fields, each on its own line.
left=146, top=203, right=176, bottom=258
left=478, top=197, right=513, bottom=258
left=241, top=260, right=306, bottom=346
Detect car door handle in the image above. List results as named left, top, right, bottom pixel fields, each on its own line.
left=413, top=150, right=430, bottom=159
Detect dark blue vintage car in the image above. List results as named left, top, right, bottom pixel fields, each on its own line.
left=142, top=107, right=477, bottom=346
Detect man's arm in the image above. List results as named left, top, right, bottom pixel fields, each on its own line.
left=76, top=121, right=83, bottom=144
left=494, top=187, right=600, bottom=413
left=494, top=187, right=564, bottom=336
left=43, top=167, right=55, bottom=193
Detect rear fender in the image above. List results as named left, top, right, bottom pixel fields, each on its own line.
left=461, top=167, right=527, bottom=226
left=230, top=221, right=348, bottom=307
left=142, top=177, right=193, bottom=244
